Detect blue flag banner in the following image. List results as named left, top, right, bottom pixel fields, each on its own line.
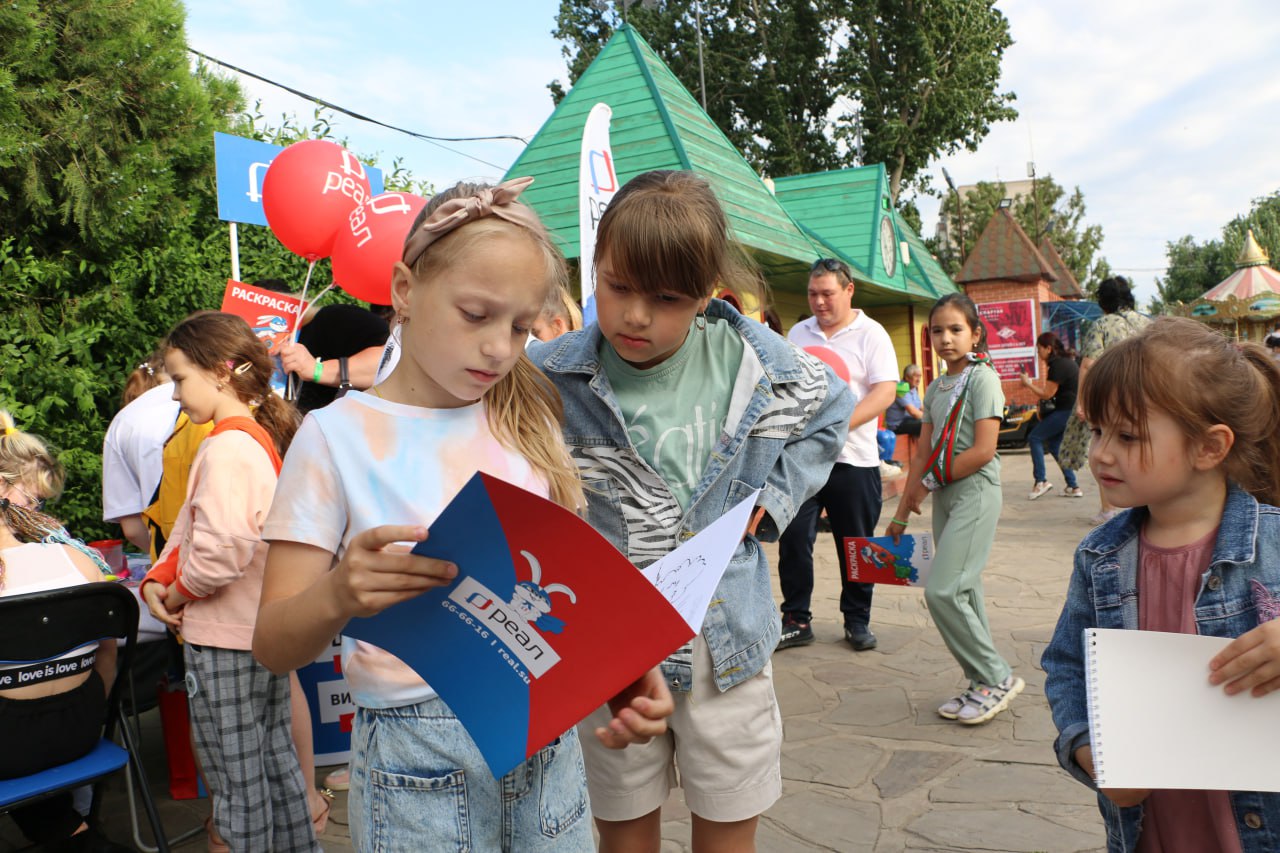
left=214, top=132, right=384, bottom=226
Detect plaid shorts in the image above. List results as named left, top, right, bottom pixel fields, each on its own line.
left=185, top=644, right=318, bottom=851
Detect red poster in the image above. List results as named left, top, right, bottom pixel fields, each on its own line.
left=976, top=299, right=1038, bottom=380
left=219, top=279, right=308, bottom=349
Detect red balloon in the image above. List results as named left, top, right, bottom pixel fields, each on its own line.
left=262, top=140, right=373, bottom=261
left=330, top=192, right=429, bottom=304
left=803, top=345, right=851, bottom=383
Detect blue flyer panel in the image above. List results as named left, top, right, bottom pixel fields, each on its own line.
left=843, top=534, right=934, bottom=587
left=342, top=473, right=693, bottom=777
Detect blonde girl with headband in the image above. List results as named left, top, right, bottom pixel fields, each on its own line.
left=254, top=178, right=674, bottom=852
left=528, top=170, right=855, bottom=851
left=138, top=311, right=317, bottom=852
left=1044, top=318, right=1280, bottom=851
left=0, top=413, right=122, bottom=846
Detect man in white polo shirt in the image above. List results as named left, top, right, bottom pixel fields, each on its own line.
left=777, top=258, right=900, bottom=651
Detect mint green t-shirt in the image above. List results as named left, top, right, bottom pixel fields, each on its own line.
left=600, top=318, right=745, bottom=510
left=922, top=364, right=1005, bottom=488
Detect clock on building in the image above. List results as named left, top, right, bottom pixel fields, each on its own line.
left=879, top=216, right=898, bottom=277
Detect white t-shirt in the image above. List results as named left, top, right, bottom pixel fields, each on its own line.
left=262, top=391, right=551, bottom=709
left=788, top=312, right=899, bottom=467
left=101, top=383, right=181, bottom=522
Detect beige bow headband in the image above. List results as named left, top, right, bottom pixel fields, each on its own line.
left=401, top=176, right=542, bottom=268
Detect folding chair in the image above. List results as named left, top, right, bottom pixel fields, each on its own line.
left=0, top=582, right=169, bottom=851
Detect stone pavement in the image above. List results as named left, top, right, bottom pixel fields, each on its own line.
left=8, top=450, right=1108, bottom=852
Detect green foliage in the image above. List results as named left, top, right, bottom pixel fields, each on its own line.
left=550, top=0, right=1016, bottom=201
left=551, top=0, right=838, bottom=178
left=931, top=175, right=1109, bottom=293
left=1153, top=190, right=1280, bottom=312
left=0, top=0, right=424, bottom=541
left=839, top=0, right=1018, bottom=203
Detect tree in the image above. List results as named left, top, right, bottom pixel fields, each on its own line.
left=0, top=0, right=424, bottom=539
left=932, top=175, right=1109, bottom=292
left=550, top=0, right=1017, bottom=201
left=838, top=0, right=1018, bottom=203
left=1153, top=191, right=1280, bottom=312
left=550, top=0, right=838, bottom=178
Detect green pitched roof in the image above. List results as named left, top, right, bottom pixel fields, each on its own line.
left=772, top=165, right=956, bottom=306
left=504, top=25, right=832, bottom=296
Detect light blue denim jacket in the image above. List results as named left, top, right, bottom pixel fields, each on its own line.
left=529, top=299, right=855, bottom=694
left=1041, top=484, right=1280, bottom=852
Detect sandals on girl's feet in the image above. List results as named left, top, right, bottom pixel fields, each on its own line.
left=955, top=675, right=1024, bottom=725
left=1028, top=481, right=1054, bottom=500
left=1061, top=486, right=1084, bottom=498
left=937, top=693, right=967, bottom=720
left=312, top=789, right=334, bottom=836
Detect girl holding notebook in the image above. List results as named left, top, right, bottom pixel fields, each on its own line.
left=1042, top=317, right=1280, bottom=852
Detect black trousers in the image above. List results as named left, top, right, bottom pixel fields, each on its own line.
left=778, top=463, right=882, bottom=627
left=892, top=417, right=922, bottom=438
left=0, top=671, right=105, bottom=841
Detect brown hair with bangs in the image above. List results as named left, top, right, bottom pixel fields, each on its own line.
left=164, top=311, right=300, bottom=457
left=1081, top=316, right=1280, bottom=504
left=400, top=181, right=584, bottom=513
left=594, top=170, right=762, bottom=304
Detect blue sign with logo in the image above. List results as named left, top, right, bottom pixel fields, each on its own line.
left=213, top=132, right=384, bottom=226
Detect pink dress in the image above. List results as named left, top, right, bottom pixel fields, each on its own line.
left=1135, top=527, right=1242, bottom=853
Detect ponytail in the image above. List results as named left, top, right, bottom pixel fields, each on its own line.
left=254, top=394, right=300, bottom=458
left=1230, top=344, right=1280, bottom=506
left=484, top=356, right=584, bottom=512
left=0, top=410, right=64, bottom=503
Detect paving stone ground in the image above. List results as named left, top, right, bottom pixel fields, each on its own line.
left=6, top=450, right=1109, bottom=852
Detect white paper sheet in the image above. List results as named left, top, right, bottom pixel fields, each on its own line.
left=1085, top=628, right=1280, bottom=791
left=640, top=491, right=760, bottom=633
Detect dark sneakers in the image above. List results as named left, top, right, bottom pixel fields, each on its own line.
left=776, top=615, right=815, bottom=650
left=844, top=624, right=878, bottom=651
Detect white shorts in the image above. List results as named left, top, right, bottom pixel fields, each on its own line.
left=577, top=633, right=782, bottom=823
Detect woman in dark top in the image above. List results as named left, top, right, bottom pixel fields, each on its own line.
left=1020, top=332, right=1081, bottom=500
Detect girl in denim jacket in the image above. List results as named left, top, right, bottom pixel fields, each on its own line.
left=529, top=170, right=854, bottom=852
left=1043, top=317, right=1280, bottom=852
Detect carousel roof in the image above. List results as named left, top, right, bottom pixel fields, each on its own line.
left=1201, top=230, right=1280, bottom=301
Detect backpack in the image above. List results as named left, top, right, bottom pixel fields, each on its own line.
left=140, top=412, right=215, bottom=561
left=142, top=416, right=282, bottom=588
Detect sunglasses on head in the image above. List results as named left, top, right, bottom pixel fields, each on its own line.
left=3, top=483, right=44, bottom=512
left=810, top=258, right=851, bottom=279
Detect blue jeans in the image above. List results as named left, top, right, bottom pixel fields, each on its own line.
left=349, top=696, right=593, bottom=852
left=1028, top=408, right=1077, bottom=488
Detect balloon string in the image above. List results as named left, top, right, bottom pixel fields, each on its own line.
left=308, top=283, right=334, bottom=309
left=292, top=260, right=317, bottom=343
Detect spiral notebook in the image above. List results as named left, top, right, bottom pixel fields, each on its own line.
left=1084, top=628, right=1280, bottom=791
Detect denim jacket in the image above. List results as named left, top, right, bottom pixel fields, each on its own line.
left=1041, top=484, right=1280, bottom=852
left=529, top=299, right=855, bottom=694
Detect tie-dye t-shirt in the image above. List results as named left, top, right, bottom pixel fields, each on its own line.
left=263, top=391, right=550, bottom=709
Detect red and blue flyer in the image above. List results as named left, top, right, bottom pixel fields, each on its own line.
left=342, top=472, right=757, bottom=777
left=843, top=534, right=934, bottom=587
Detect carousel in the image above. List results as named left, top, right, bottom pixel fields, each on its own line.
left=1175, top=230, right=1280, bottom=340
